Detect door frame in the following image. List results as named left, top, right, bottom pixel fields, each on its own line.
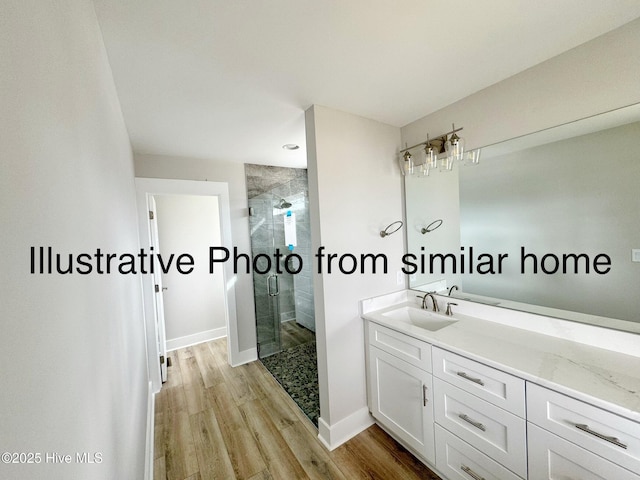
left=135, top=177, right=239, bottom=392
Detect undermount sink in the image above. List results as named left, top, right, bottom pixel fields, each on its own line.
left=382, top=306, right=457, bottom=331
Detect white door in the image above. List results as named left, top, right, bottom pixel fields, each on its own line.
left=148, top=196, right=167, bottom=382
left=368, top=345, right=436, bottom=464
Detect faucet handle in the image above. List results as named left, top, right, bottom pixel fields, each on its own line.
left=445, top=302, right=458, bottom=316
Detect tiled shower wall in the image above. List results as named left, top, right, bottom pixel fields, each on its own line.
left=245, top=164, right=315, bottom=333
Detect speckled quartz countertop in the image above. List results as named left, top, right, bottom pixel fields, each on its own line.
left=361, top=291, right=640, bottom=423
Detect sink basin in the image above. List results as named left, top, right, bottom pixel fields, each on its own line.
left=382, top=306, right=457, bottom=331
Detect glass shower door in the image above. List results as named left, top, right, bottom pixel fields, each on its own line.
left=248, top=195, right=282, bottom=358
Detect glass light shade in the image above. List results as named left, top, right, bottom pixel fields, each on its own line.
left=424, top=144, right=438, bottom=169
left=399, top=151, right=414, bottom=176
left=446, top=133, right=465, bottom=161
left=418, top=161, right=430, bottom=177
left=465, top=149, right=481, bottom=165
left=439, top=155, right=454, bottom=172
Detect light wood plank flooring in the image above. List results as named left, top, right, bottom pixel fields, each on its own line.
left=154, top=338, right=441, bottom=480
left=279, top=320, right=315, bottom=351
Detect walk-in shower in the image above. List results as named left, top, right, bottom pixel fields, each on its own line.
left=245, top=164, right=319, bottom=425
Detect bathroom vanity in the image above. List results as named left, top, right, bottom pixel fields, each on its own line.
left=361, top=290, right=640, bottom=480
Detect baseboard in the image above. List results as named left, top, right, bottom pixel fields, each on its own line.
left=230, top=346, right=258, bottom=367
left=165, top=327, right=227, bottom=351
left=144, top=381, right=155, bottom=480
left=317, top=407, right=374, bottom=451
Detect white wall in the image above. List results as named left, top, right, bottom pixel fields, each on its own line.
left=0, top=1, right=148, bottom=479
left=305, top=105, right=403, bottom=448
left=154, top=195, right=226, bottom=348
left=402, top=18, right=640, bottom=151
left=134, top=154, right=257, bottom=357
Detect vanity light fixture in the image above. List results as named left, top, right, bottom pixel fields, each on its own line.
left=398, top=124, right=481, bottom=176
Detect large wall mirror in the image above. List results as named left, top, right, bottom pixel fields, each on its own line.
left=405, top=103, right=640, bottom=329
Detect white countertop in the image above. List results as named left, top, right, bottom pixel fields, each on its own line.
left=361, top=291, right=640, bottom=423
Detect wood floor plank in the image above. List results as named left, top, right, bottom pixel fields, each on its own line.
left=165, top=350, right=183, bottom=388
left=238, top=399, right=309, bottom=479
left=153, top=456, right=165, bottom=480
left=280, top=320, right=315, bottom=350
left=181, top=356, right=208, bottom=415
left=189, top=409, right=236, bottom=480
left=154, top=388, right=167, bottom=460
left=164, top=410, right=199, bottom=480
left=331, top=425, right=437, bottom=480
left=193, top=342, right=224, bottom=389
left=206, top=383, right=266, bottom=479
left=281, top=421, right=347, bottom=480
left=162, top=386, right=199, bottom=480
left=239, top=361, right=272, bottom=400
left=246, top=368, right=299, bottom=431
left=247, top=471, right=273, bottom=480
left=208, top=343, right=257, bottom=406
left=365, top=425, right=440, bottom=478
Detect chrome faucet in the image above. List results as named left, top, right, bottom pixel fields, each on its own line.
left=417, top=292, right=439, bottom=312
left=448, top=285, right=459, bottom=296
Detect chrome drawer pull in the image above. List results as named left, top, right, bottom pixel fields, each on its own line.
left=459, top=413, right=486, bottom=431
left=423, top=385, right=428, bottom=406
left=457, top=371, right=485, bottom=386
left=575, top=423, right=628, bottom=449
left=461, top=465, right=486, bottom=480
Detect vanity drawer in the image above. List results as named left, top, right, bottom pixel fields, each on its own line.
left=527, top=382, right=640, bottom=473
left=433, top=347, right=525, bottom=417
left=434, top=377, right=527, bottom=477
left=368, top=322, right=432, bottom=372
left=528, top=422, right=640, bottom=480
left=435, top=425, right=523, bottom=480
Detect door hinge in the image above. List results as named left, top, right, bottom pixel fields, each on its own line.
left=149, top=210, right=154, bottom=220
left=160, top=355, right=165, bottom=365
left=155, top=284, right=160, bottom=293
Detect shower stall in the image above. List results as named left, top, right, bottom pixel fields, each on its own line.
left=245, top=164, right=315, bottom=358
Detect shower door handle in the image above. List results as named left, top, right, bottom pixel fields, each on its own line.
left=267, top=274, right=280, bottom=296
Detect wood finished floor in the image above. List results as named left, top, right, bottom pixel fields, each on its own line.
left=279, top=320, right=315, bottom=351
left=154, top=338, right=441, bottom=480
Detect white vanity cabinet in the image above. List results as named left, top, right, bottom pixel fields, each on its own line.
left=366, top=322, right=436, bottom=464
left=362, top=305, right=640, bottom=480
left=526, top=383, right=640, bottom=480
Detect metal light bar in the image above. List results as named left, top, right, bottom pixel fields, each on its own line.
left=399, top=126, right=464, bottom=153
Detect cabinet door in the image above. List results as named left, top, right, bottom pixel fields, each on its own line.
left=528, top=423, right=640, bottom=480
left=368, top=345, right=435, bottom=464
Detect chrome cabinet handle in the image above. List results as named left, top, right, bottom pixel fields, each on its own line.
left=575, top=424, right=627, bottom=449
left=461, top=465, right=485, bottom=480
left=459, top=413, right=486, bottom=431
left=423, top=385, right=428, bottom=406
left=457, top=371, right=485, bottom=386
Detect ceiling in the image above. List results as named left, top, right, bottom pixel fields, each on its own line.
left=93, top=1, right=640, bottom=168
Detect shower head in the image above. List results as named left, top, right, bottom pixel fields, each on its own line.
left=276, top=199, right=292, bottom=209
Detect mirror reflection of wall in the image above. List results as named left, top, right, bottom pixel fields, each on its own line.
left=405, top=106, right=640, bottom=324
